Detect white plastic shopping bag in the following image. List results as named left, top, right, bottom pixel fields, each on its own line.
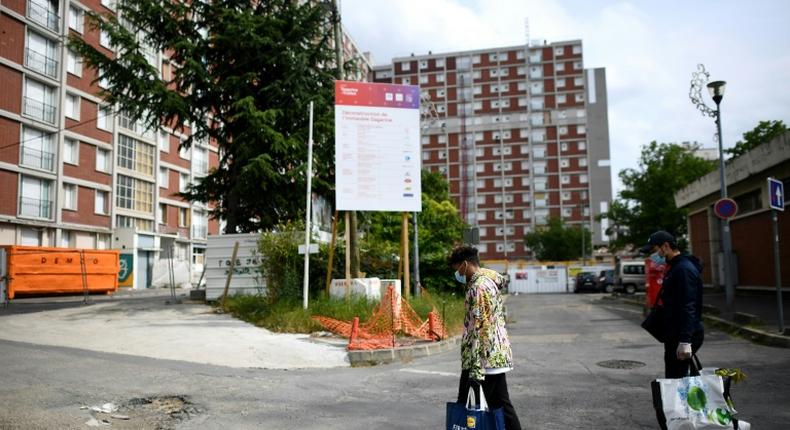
left=652, top=374, right=750, bottom=430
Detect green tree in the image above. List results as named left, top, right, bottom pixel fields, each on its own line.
left=361, top=170, right=465, bottom=291
left=69, top=0, right=341, bottom=233
left=524, top=218, right=591, bottom=261
left=725, top=120, right=787, bottom=159
left=602, top=142, right=717, bottom=251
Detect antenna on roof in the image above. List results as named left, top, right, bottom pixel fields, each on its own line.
left=524, top=17, right=530, bottom=47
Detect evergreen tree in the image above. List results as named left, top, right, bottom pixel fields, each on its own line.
left=69, top=0, right=341, bottom=233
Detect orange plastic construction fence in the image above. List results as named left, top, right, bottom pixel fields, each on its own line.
left=312, top=285, right=447, bottom=350
left=1, top=246, right=120, bottom=299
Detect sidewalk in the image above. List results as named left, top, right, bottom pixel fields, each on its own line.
left=704, top=290, right=790, bottom=332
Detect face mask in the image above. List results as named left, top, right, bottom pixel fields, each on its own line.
left=454, top=262, right=468, bottom=284
left=650, top=252, right=665, bottom=265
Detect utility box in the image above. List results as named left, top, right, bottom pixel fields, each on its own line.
left=205, top=233, right=265, bottom=301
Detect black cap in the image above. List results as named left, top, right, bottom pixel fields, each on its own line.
left=639, top=231, right=676, bottom=254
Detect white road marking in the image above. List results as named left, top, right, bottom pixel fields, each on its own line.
left=399, top=368, right=457, bottom=377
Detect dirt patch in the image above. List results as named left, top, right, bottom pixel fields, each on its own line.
left=82, top=396, right=202, bottom=429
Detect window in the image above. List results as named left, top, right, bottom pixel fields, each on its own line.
left=192, top=210, right=207, bottom=239
left=436, top=58, right=445, bottom=68
left=579, top=158, right=588, bottom=167
left=556, top=78, right=566, bottom=88
left=97, top=105, right=111, bottom=130
left=580, top=174, right=589, bottom=183
left=69, top=6, right=84, bottom=33
left=419, top=75, right=428, bottom=84
left=437, top=73, right=445, bottom=83
left=101, top=0, right=117, bottom=10
left=193, top=146, right=209, bottom=175
left=100, top=30, right=112, bottom=49
left=19, top=176, right=52, bottom=218
left=578, top=141, right=587, bottom=151
left=531, top=82, right=544, bottom=95
left=518, top=82, right=527, bottom=91
left=180, top=173, right=189, bottom=192
left=556, top=62, right=565, bottom=72
left=66, top=50, right=81, bottom=76
left=573, top=61, right=582, bottom=70
left=65, top=94, right=80, bottom=120
left=499, top=68, right=509, bottom=77
left=577, top=110, right=586, bottom=118
left=24, top=79, right=56, bottom=123
left=436, top=104, right=446, bottom=113
left=63, top=184, right=77, bottom=210
left=574, top=77, right=584, bottom=87
left=438, top=150, right=447, bottom=160
left=401, top=77, right=410, bottom=85
left=179, top=142, right=190, bottom=159
left=561, top=142, right=568, bottom=151
left=529, top=66, right=542, bottom=79
left=98, top=67, right=109, bottom=89
left=560, top=159, right=570, bottom=168
left=117, top=135, right=154, bottom=176
left=558, top=110, right=567, bottom=119
left=96, top=148, right=110, bottom=172
left=559, top=126, right=568, bottom=135
left=26, top=30, right=58, bottom=78
left=557, top=94, right=567, bottom=104
left=20, top=126, right=55, bottom=171
left=733, top=190, right=763, bottom=215
left=95, top=190, right=108, bottom=214
left=489, top=53, right=498, bottom=62
left=422, top=151, right=429, bottom=161
left=575, top=94, right=585, bottom=103
left=116, top=215, right=153, bottom=232
left=578, top=125, right=586, bottom=135
left=562, top=175, right=570, bottom=184
left=437, top=89, right=446, bottom=97
left=419, top=60, right=428, bottom=69
left=179, top=207, right=189, bottom=227
left=63, top=139, right=78, bottom=165
left=572, top=45, right=582, bottom=54
left=159, top=130, right=170, bottom=152
left=521, top=161, right=529, bottom=171
left=401, top=62, right=411, bottom=71
left=115, top=175, right=154, bottom=213
left=562, top=208, right=572, bottom=217
left=562, top=192, right=571, bottom=201
left=159, top=203, right=167, bottom=224
left=476, top=180, right=485, bottom=189
left=555, top=47, right=564, bottom=56
left=159, top=166, right=169, bottom=188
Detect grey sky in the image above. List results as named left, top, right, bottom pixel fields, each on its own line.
left=340, top=0, right=790, bottom=194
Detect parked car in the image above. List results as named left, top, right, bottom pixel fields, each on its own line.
left=574, top=271, right=599, bottom=293
left=614, top=260, right=646, bottom=294
left=597, top=269, right=615, bottom=293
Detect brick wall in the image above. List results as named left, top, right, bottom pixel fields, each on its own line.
left=730, top=210, right=790, bottom=288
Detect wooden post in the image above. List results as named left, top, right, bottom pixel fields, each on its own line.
left=325, top=210, right=339, bottom=296
left=402, top=212, right=410, bottom=298
left=221, top=241, right=240, bottom=310
left=344, top=212, right=351, bottom=298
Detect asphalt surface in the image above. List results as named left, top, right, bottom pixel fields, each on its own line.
left=1, top=293, right=788, bottom=429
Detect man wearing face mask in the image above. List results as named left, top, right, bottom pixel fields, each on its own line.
left=449, top=245, right=522, bottom=429
left=640, top=231, right=704, bottom=378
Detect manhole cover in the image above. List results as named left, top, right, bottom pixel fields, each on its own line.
left=596, top=359, right=646, bottom=369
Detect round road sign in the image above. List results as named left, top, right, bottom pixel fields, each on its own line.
left=714, top=198, right=738, bottom=219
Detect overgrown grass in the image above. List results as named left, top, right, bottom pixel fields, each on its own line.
left=220, top=290, right=466, bottom=336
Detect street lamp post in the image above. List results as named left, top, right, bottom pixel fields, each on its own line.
left=690, top=65, right=735, bottom=312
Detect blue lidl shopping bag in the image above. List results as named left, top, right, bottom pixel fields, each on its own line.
left=446, top=386, right=505, bottom=430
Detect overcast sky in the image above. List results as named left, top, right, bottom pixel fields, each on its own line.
left=339, top=0, right=790, bottom=194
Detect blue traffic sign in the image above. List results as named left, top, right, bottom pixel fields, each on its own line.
left=768, top=178, right=784, bottom=211
left=714, top=198, right=738, bottom=220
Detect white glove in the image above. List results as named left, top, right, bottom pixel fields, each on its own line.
left=676, top=342, right=692, bottom=360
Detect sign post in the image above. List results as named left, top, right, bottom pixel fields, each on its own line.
left=768, top=177, right=785, bottom=333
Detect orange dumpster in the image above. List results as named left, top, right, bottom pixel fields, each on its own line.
left=1, top=246, right=120, bottom=299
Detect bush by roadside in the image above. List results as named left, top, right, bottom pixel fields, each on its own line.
left=221, top=291, right=466, bottom=336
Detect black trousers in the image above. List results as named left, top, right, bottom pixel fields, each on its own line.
left=663, top=331, right=704, bottom=378
left=457, top=370, right=522, bottom=430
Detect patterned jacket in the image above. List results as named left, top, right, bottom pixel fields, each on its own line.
left=461, top=270, right=514, bottom=381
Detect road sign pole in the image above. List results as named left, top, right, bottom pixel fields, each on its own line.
left=303, top=102, right=314, bottom=310
left=771, top=209, right=784, bottom=334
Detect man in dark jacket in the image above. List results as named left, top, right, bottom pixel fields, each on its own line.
left=641, top=231, right=704, bottom=378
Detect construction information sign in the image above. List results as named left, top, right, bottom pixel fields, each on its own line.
left=335, top=81, right=421, bottom=212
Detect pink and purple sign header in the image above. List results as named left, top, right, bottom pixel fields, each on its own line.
left=335, top=80, right=420, bottom=109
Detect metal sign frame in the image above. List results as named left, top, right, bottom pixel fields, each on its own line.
left=768, top=177, right=785, bottom=211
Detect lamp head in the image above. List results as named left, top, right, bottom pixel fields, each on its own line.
left=707, top=80, right=726, bottom=105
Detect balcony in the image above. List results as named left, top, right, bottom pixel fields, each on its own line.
left=20, top=145, right=55, bottom=171
left=19, top=197, right=52, bottom=219
left=25, top=48, right=58, bottom=78
left=23, top=97, right=56, bottom=124
left=27, top=0, right=59, bottom=32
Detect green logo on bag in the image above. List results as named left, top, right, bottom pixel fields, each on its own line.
left=687, top=386, right=707, bottom=411
left=715, top=408, right=732, bottom=425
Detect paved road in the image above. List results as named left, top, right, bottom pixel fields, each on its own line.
left=1, top=293, right=788, bottom=429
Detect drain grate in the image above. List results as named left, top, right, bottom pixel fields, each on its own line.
left=596, top=359, right=646, bottom=369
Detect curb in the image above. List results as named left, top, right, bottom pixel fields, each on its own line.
left=347, top=336, right=461, bottom=367
left=606, top=295, right=790, bottom=348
